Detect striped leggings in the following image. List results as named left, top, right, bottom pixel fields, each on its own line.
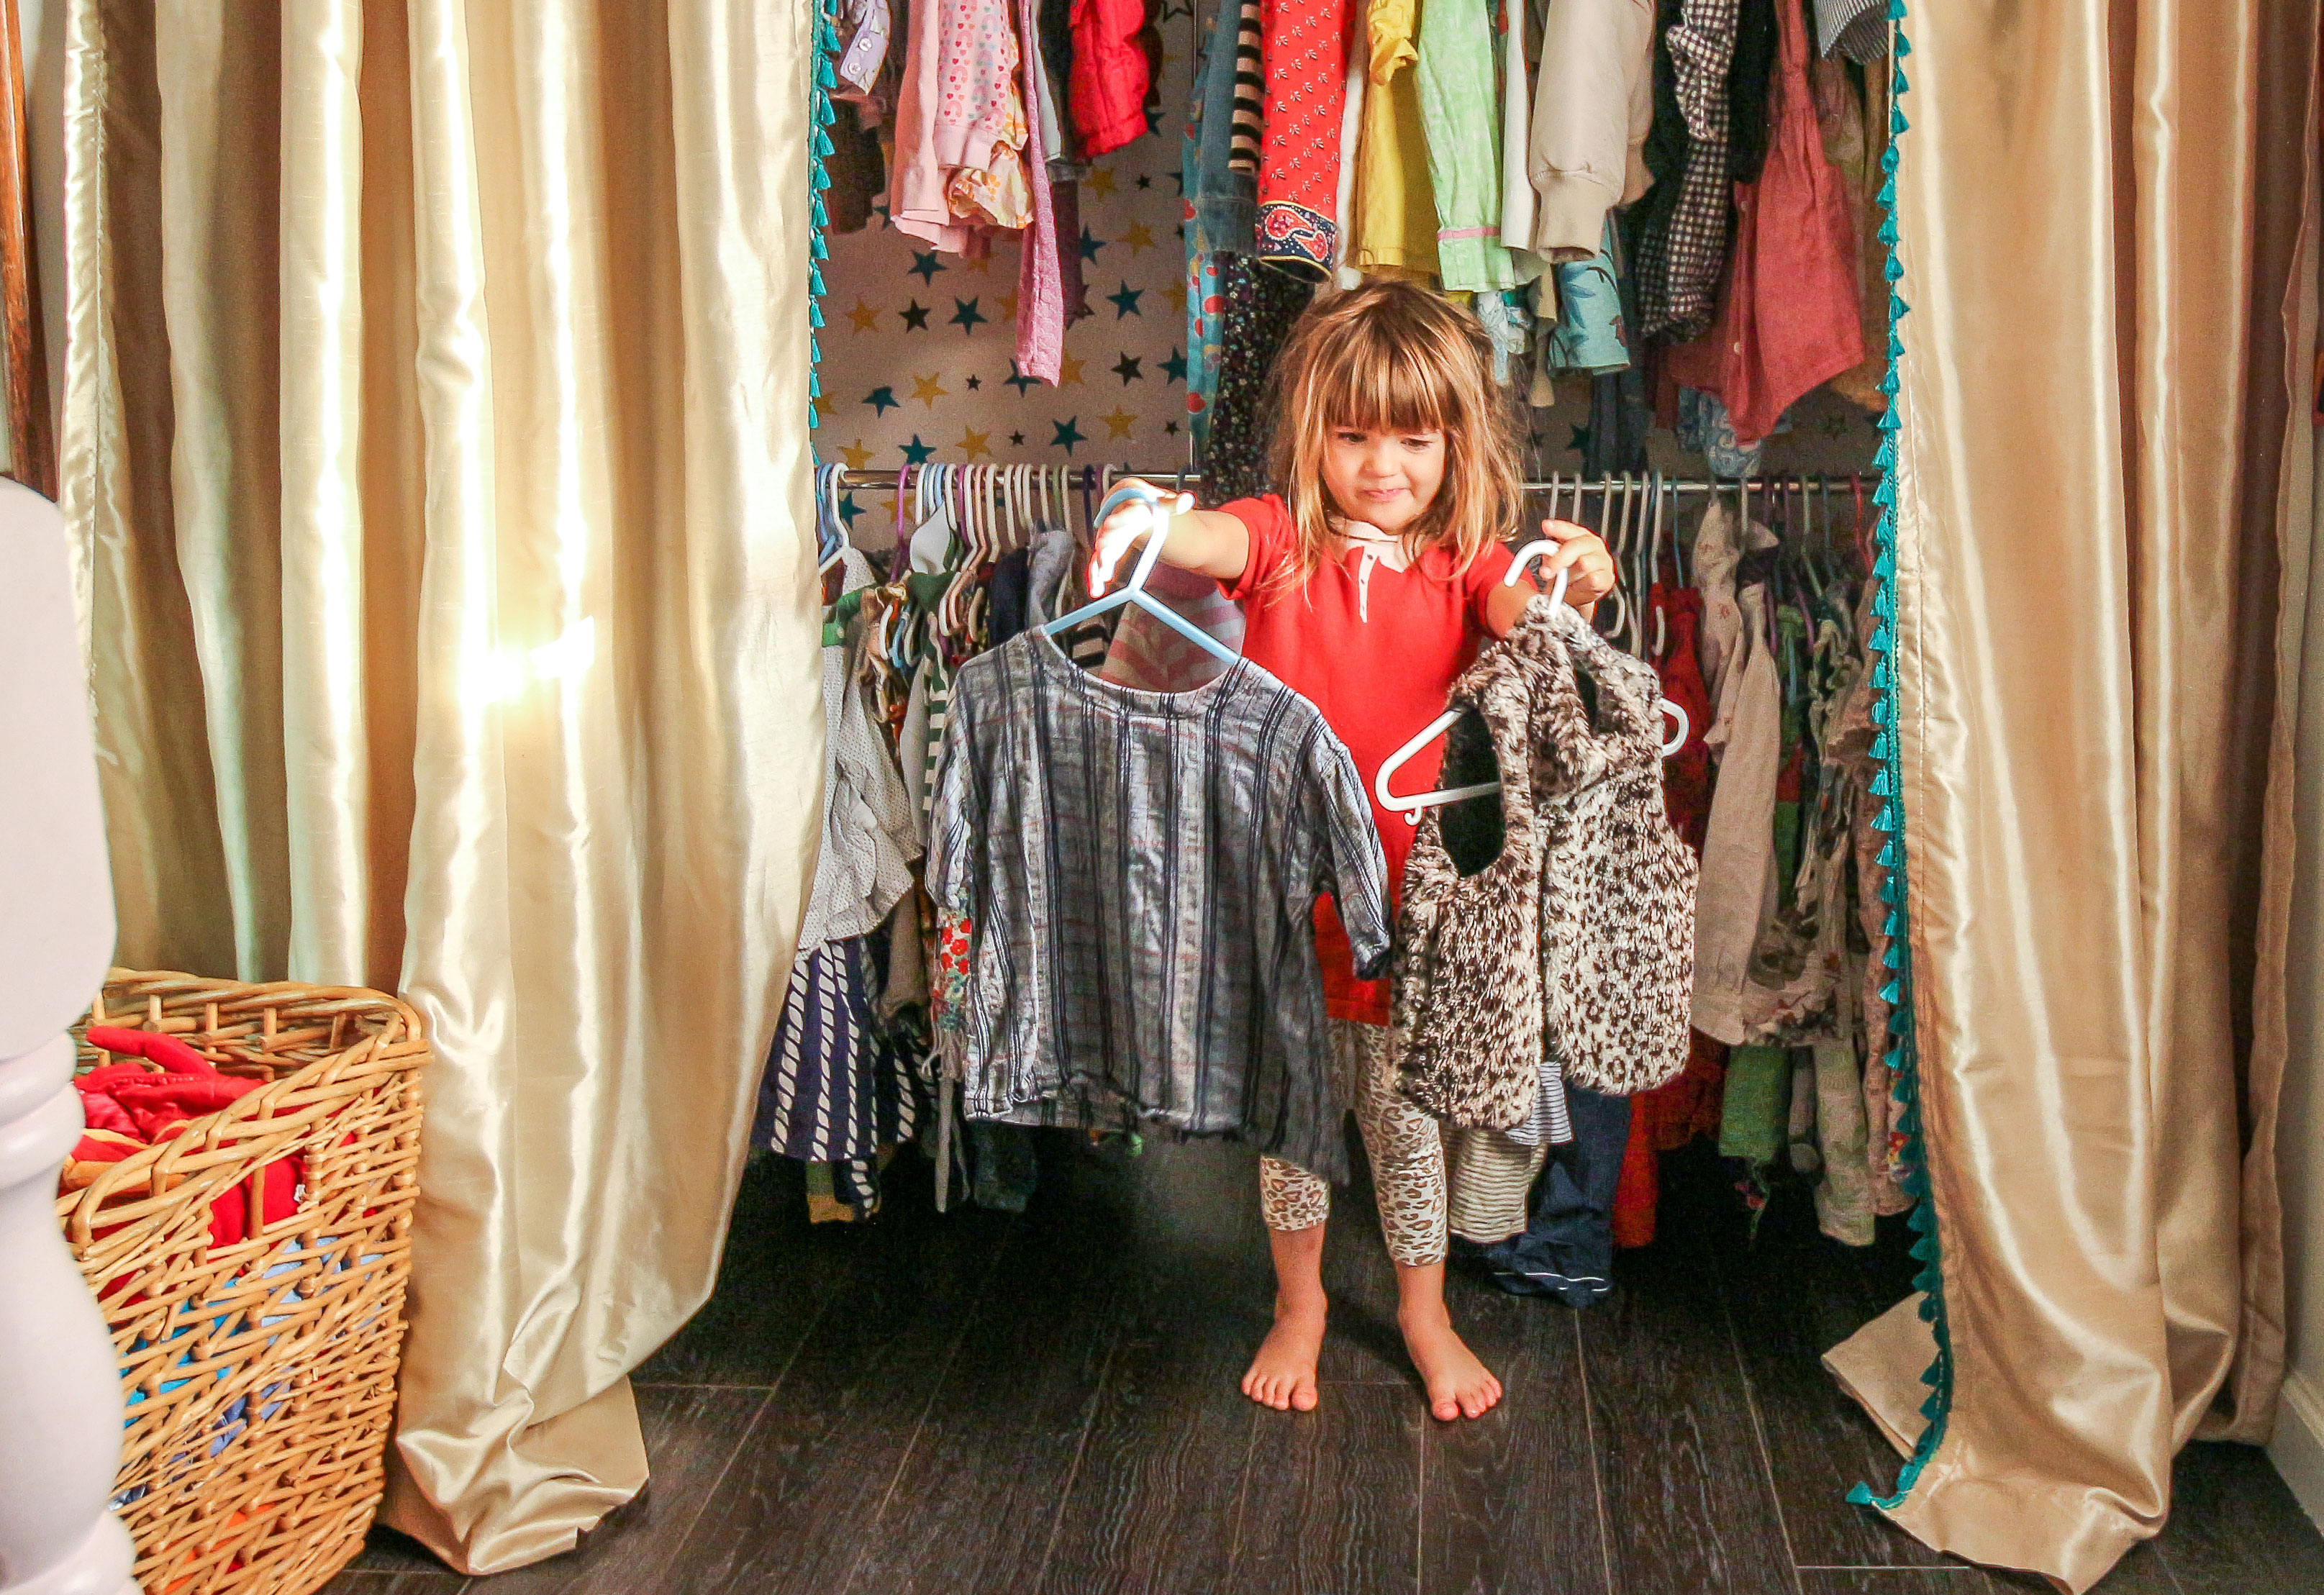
left=1259, top=1019, right=1549, bottom=1268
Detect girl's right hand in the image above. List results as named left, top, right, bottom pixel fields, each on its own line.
left=1089, top=479, right=1195, bottom=595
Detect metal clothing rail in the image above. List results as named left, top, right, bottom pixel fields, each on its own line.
left=831, top=466, right=1872, bottom=495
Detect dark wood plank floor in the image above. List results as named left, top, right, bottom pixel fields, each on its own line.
left=326, top=1138, right=2324, bottom=1595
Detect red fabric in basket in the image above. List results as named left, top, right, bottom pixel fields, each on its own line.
left=70, top=1029, right=305, bottom=1250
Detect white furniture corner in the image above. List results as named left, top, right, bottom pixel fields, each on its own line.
left=0, top=478, right=139, bottom=1595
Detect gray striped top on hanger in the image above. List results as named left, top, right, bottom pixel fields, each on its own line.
left=930, top=627, right=1392, bottom=1183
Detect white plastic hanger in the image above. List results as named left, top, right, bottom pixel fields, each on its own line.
left=1041, top=481, right=1240, bottom=668
left=1375, top=550, right=1690, bottom=824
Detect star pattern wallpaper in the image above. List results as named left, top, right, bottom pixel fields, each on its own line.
left=817, top=9, right=1205, bottom=496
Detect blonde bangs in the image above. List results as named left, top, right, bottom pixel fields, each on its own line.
left=1307, top=323, right=1451, bottom=440
left=1263, top=280, right=1525, bottom=589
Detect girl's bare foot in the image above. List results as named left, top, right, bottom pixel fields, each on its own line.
left=1399, top=1301, right=1502, bottom=1421
left=1243, top=1294, right=1327, bottom=1412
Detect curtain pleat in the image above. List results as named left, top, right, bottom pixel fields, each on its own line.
left=1826, top=5, right=2320, bottom=1589
left=61, top=0, right=823, bottom=1572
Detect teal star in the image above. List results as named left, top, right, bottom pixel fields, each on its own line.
left=838, top=492, right=865, bottom=528
left=1160, top=346, right=1189, bottom=384
left=1079, top=227, right=1105, bottom=265
left=1112, top=352, right=1144, bottom=384
left=899, top=300, right=932, bottom=332
left=864, top=386, right=899, bottom=415
left=1005, top=360, right=1040, bottom=396
left=899, top=435, right=937, bottom=465
left=1050, top=417, right=1086, bottom=455
left=1568, top=422, right=1593, bottom=455
left=950, top=297, right=987, bottom=334
left=909, top=251, right=946, bottom=285
left=1107, top=282, right=1144, bottom=318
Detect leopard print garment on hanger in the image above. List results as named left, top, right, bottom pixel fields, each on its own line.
left=1392, top=597, right=1697, bottom=1130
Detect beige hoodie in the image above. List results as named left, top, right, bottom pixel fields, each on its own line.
left=1527, top=0, right=1658, bottom=261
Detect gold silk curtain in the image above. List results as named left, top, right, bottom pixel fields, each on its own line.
left=1824, top=3, right=2320, bottom=1590
left=60, top=0, right=824, bottom=1573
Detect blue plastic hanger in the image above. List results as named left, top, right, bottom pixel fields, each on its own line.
left=1039, top=482, right=1240, bottom=668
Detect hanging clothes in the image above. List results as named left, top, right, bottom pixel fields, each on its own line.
left=1663, top=0, right=1865, bottom=441
left=1394, top=596, right=1695, bottom=1124
left=1350, top=0, right=1440, bottom=278
left=802, top=549, right=923, bottom=955
left=1015, top=0, right=1066, bottom=382
left=1415, top=0, right=1529, bottom=291
left=1633, top=0, right=1737, bottom=338
left=1497, top=0, right=1536, bottom=260
left=1544, top=217, right=1632, bottom=374
left=1812, top=53, right=1892, bottom=412
left=1812, top=0, right=1887, bottom=63
left=1692, top=503, right=1784, bottom=1045
left=929, top=633, right=1392, bottom=1184
left=1193, top=0, right=1258, bottom=251
left=938, top=0, right=1034, bottom=228
left=1255, top=0, right=1358, bottom=276
left=1525, top=0, right=1656, bottom=263
left=834, top=0, right=893, bottom=100
left=1202, top=260, right=1315, bottom=501
left=1725, top=0, right=1781, bottom=183
left=889, top=0, right=978, bottom=250
left=1070, top=0, right=1154, bottom=158
left=755, top=935, right=926, bottom=1211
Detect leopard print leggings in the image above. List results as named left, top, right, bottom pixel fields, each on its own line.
left=1259, top=1019, right=1448, bottom=1268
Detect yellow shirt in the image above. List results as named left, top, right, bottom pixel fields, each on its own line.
left=1350, top=0, right=1439, bottom=278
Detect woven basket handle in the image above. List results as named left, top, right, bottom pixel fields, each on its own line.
left=83, top=1025, right=215, bottom=1076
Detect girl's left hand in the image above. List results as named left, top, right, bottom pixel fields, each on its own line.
left=1527, top=518, right=1617, bottom=607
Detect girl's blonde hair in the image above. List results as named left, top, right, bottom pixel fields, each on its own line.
left=1263, top=278, right=1524, bottom=587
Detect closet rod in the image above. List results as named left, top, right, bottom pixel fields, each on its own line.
left=832, top=468, right=1868, bottom=495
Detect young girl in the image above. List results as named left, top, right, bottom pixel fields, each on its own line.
left=1091, top=280, right=1616, bottom=1421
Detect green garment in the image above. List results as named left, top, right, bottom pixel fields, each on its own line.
left=1415, top=0, right=1524, bottom=291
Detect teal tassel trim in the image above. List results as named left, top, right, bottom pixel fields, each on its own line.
left=806, top=2, right=839, bottom=429
left=1850, top=0, right=1952, bottom=1520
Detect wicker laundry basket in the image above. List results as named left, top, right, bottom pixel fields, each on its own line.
left=55, top=970, right=430, bottom=1595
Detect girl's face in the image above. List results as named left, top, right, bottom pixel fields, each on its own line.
left=1322, top=424, right=1445, bottom=537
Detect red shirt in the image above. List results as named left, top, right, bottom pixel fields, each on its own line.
left=1220, top=495, right=1514, bottom=1022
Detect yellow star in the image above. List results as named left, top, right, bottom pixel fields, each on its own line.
left=962, top=252, right=994, bottom=273
left=1087, top=166, right=1118, bottom=197
left=838, top=438, right=876, bottom=470
left=1120, top=222, right=1157, bottom=255
left=999, top=290, right=1020, bottom=320
left=958, top=427, right=994, bottom=460
left=910, top=372, right=949, bottom=408
left=845, top=299, right=880, bottom=333
left=811, top=394, right=835, bottom=425
left=1165, top=282, right=1189, bottom=313
left=1057, top=353, right=1086, bottom=387
left=1101, top=406, right=1136, bottom=440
